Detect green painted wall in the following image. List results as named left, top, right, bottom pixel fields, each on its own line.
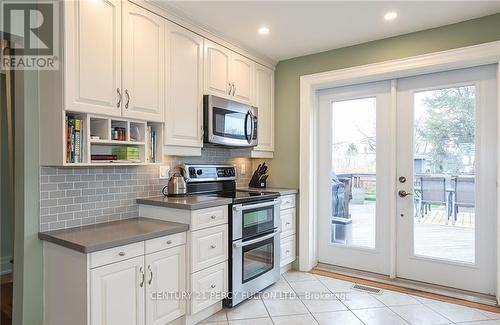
left=268, top=13, right=500, bottom=189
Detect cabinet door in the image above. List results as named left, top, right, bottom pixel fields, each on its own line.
left=231, top=53, right=254, bottom=104
left=253, top=64, right=274, bottom=152
left=122, top=2, right=164, bottom=121
left=145, top=246, right=186, bottom=325
left=64, top=0, right=121, bottom=116
left=204, top=40, right=232, bottom=98
left=165, top=22, right=203, bottom=148
left=90, top=255, right=145, bottom=325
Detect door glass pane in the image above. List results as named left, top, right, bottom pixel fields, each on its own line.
left=242, top=237, right=274, bottom=283
left=413, top=85, right=475, bottom=263
left=331, top=97, right=376, bottom=249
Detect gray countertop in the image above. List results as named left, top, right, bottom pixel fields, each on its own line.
left=38, top=217, right=189, bottom=253
left=136, top=195, right=233, bottom=210
left=238, top=187, right=298, bottom=195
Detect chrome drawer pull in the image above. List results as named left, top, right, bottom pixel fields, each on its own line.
left=139, top=267, right=145, bottom=287
left=166, top=240, right=173, bottom=245
left=210, top=215, right=217, bottom=220
left=210, top=244, right=217, bottom=249
left=118, top=251, right=126, bottom=257
left=210, top=284, right=216, bottom=289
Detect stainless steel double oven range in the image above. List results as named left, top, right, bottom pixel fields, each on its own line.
left=182, top=164, right=281, bottom=307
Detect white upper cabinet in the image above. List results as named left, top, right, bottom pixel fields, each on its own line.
left=204, top=40, right=254, bottom=104
left=164, top=22, right=204, bottom=150
left=204, top=40, right=232, bottom=98
left=90, top=256, right=145, bottom=325
left=231, top=53, right=254, bottom=104
left=145, top=246, right=186, bottom=325
left=253, top=64, right=274, bottom=152
left=64, top=0, right=122, bottom=116
left=122, top=2, right=164, bottom=121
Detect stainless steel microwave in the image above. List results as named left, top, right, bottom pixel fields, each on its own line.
left=203, top=95, right=258, bottom=147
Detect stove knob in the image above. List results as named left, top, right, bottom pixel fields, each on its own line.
left=224, top=169, right=230, bottom=176
left=196, top=169, right=202, bottom=176
left=189, top=168, right=196, bottom=177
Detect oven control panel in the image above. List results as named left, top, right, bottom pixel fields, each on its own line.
left=183, top=164, right=236, bottom=182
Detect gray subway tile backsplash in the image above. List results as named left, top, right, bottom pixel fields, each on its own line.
left=40, top=147, right=253, bottom=231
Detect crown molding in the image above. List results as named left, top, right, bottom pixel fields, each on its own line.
left=131, top=0, right=277, bottom=69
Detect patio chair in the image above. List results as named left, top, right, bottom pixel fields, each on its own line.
left=420, top=176, right=448, bottom=219
left=331, top=173, right=350, bottom=218
left=453, top=176, right=475, bottom=222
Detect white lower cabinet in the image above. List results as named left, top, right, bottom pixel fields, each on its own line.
left=138, top=204, right=230, bottom=324
left=43, top=233, right=187, bottom=325
left=279, top=194, right=297, bottom=269
left=146, top=246, right=186, bottom=325
left=91, top=256, right=146, bottom=325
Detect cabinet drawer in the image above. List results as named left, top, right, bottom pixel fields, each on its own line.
left=191, top=206, right=228, bottom=231
left=145, top=232, right=186, bottom=255
left=280, top=195, right=296, bottom=210
left=190, top=225, right=228, bottom=272
left=280, top=209, right=296, bottom=238
left=90, top=242, right=144, bottom=269
left=190, top=262, right=227, bottom=314
left=280, top=235, right=296, bottom=267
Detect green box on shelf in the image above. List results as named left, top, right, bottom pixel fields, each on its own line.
left=112, top=147, right=140, bottom=160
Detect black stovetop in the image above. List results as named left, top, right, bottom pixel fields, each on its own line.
left=204, top=190, right=280, bottom=204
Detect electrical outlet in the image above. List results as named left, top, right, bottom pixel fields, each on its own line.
left=240, top=164, right=246, bottom=175
left=159, top=165, right=170, bottom=179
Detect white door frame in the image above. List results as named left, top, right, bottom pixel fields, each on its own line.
left=298, top=41, right=500, bottom=296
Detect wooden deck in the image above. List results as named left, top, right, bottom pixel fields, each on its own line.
left=331, top=202, right=475, bottom=263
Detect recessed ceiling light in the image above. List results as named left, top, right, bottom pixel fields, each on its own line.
left=384, top=11, right=398, bottom=21
left=258, top=26, right=270, bottom=35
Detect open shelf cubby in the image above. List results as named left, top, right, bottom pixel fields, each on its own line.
left=62, top=112, right=162, bottom=166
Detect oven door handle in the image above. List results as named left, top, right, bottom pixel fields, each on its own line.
left=233, top=229, right=279, bottom=248
left=233, top=199, right=280, bottom=212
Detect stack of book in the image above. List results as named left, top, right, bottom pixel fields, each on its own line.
left=66, top=116, right=83, bottom=163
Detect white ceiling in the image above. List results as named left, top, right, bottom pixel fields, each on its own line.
left=154, top=1, right=500, bottom=62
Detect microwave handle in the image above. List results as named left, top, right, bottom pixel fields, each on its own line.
left=233, top=229, right=279, bottom=248
left=244, top=110, right=252, bottom=143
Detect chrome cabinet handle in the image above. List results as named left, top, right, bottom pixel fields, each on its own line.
left=210, top=244, right=217, bottom=249
left=139, top=267, right=145, bottom=287
left=398, top=190, right=412, bottom=198
left=166, top=240, right=173, bottom=245
left=118, top=251, right=126, bottom=257
left=210, top=284, right=216, bottom=289
left=210, top=215, right=216, bottom=220
left=285, top=222, right=291, bottom=226
left=232, top=82, right=236, bottom=96
left=148, top=265, right=153, bottom=285
left=116, top=88, right=122, bottom=108
left=125, top=89, right=130, bottom=109
left=228, top=82, right=232, bottom=95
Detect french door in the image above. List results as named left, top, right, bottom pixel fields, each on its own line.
left=318, top=65, right=498, bottom=295
left=396, top=66, right=497, bottom=294
left=318, top=81, right=393, bottom=275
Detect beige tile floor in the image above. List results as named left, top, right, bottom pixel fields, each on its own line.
left=197, top=271, right=500, bottom=325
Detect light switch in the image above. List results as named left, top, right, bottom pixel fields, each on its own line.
left=159, top=165, right=170, bottom=179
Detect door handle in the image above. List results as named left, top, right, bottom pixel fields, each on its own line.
left=125, top=89, right=130, bottom=109
left=116, top=88, right=122, bottom=108
left=139, top=266, right=145, bottom=287
left=232, top=82, right=236, bottom=96
left=398, top=190, right=412, bottom=198
left=228, top=82, right=232, bottom=95
left=148, top=265, right=153, bottom=285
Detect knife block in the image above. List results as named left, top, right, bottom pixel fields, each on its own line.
left=249, top=175, right=267, bottom=188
